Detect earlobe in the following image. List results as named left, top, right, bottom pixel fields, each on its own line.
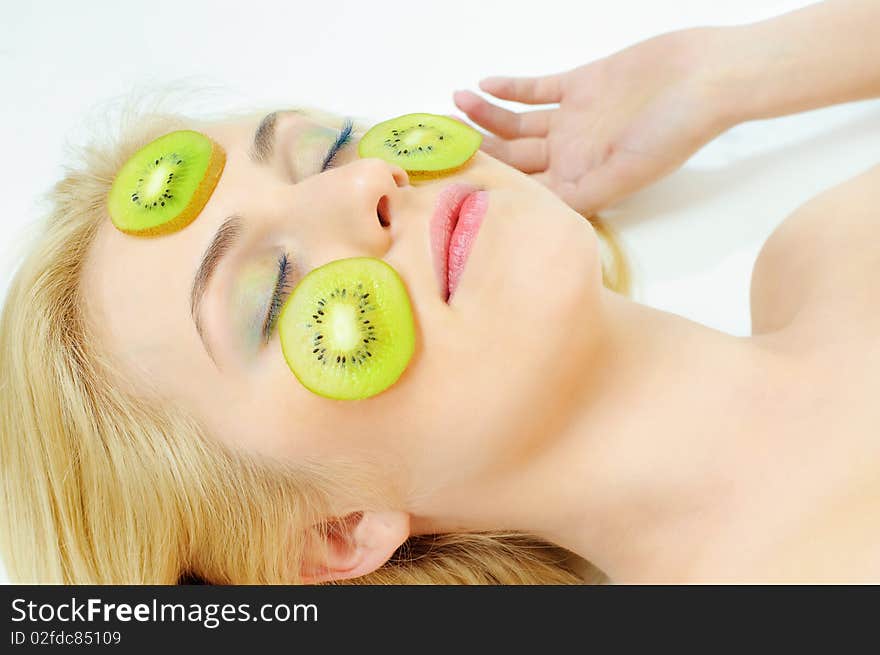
left=300, top=509, right=410, bottom=584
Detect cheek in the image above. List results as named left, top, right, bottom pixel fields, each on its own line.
left=454, top=189, right=602, bottom=345
left=402, top=191, right=603, bottom=481
left=241, top=347, right=414, bottom=469
left=513, top=209, right=601, bottom=329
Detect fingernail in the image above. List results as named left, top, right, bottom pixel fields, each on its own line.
left=479, top=76, right=503, bottom=88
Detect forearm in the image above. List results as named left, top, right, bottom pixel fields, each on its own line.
left=709, top=0, right=880, bottom=126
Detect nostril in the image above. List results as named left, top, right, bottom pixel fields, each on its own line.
left=376, top=195, right=390, bottom=228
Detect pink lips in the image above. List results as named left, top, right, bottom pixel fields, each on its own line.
left=430, top=184, right=489, bottom=302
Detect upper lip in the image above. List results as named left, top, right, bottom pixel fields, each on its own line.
left=430, top=183, right=479, bottom=302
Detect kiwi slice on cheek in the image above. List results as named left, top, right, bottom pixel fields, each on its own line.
left=107, top=130, right=225, bottom=236
left=278, top=257, right=416, bottom=400
left=357, top=113, right=482, bottom=179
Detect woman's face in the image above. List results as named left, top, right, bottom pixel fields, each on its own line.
left=82, top=110, right=603, bottom=509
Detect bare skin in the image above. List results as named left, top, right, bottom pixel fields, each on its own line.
left=81, top=0, right=880, bottom=582
left=413, top=165, right=880, bottom=582
left=447, top=0, right=880, bottom=581
left=454, top=1, right=880, bottom=217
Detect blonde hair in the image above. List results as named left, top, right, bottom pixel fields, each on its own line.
left=0, top=105, right=623, bottom=585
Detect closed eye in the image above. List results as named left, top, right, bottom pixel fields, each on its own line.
left=262, top=251, right=293, bottom=342
left=321, top=118, right=354, bottom=171
left=261, top=119, right=356, bottom=343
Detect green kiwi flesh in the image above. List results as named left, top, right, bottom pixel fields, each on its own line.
left=358, top=113, right=481, bottom=179
left=107, top=130, right=225, bottom=236
left=278, top=257, right=416, bottom=400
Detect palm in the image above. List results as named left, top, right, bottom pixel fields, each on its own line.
left=454, top=31, right=718, bottom=215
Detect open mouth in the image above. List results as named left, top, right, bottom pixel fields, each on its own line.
left=430, top=184, right=489, bottom=303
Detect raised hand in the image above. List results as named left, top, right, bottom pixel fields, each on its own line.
left=453, top=28, right=733, bottom=216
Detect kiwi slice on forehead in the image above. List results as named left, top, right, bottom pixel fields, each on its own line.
left=107, top=130, right=225, bottom=236
left=358, top=113, right=481, bottom=179
left=278, top=257, right=416, bottom=400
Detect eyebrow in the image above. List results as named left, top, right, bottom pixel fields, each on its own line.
left=249, top=109, right=306, bottom=164
left=250, top=112, right=278, bottom=164
left=192, top=109, right=308, bottom=363
left=190, top=214, right=244, bottom=365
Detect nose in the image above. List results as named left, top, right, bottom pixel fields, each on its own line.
left=314, top=158, right=408, bottom=257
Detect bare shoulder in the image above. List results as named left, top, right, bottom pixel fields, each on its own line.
left=743, top=165, right=880, bottom=583
left=750, top=163, right=880, bottom=339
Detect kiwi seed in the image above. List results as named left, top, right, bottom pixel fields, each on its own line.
left=107, top=130, right=225, bottom=236
left=278, top=257, right=416, bottom=400
left=358, top=113, right=481, bottom=180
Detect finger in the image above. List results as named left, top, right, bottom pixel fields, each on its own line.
left=529, top=166, right=622, bottom=216
left=453, top=90, right=551, bottom=139
left=443, top=113, right=495, bottom=147
left=530, top=172, right=584, bottom=210
left=479, top=74, right=564, bottom=105
left=480, top=135, right=548, bottom=174
left=442, top=115, right=503, bottom=156
left=568, top=155, right=653, bottom=215
left=529, top=171, right=555, bottom=191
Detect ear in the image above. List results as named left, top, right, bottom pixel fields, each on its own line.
left=300, top=510, right=410, bottom=584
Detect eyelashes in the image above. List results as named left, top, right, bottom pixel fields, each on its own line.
left=320, top=118, right=354, bottom=171
left=262, top=252, right=292, bottom=342
left=261, top=119, right=355, bottom=343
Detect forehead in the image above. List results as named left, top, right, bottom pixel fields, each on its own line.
left=79, top=116, right=259, bottom=398
left=80, top=108, right=347, bottom=400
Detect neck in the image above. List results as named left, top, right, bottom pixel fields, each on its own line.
left=417, top=289, right=784, bottom=582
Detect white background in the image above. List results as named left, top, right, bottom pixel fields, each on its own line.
left=2, top=0, right=879, bottom=583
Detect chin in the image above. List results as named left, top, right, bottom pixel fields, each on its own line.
left=524, top=207, right=602, bottom=324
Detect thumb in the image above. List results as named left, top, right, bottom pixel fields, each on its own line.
left=535, top=157, right=637, bottom=216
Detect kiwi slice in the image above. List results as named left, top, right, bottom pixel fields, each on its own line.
left=107, top=130, right=225, bottom=236
left=358, top=113, right=481, bottom=180
left=278, top=257, right=416, bottom=400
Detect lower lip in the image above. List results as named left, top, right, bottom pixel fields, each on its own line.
left=446, top=190, right=488, bottom=300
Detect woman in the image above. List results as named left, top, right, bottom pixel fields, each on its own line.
left=2, top=0, right=878, bottom=584
left=0, top=105, right=623, bottom=585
